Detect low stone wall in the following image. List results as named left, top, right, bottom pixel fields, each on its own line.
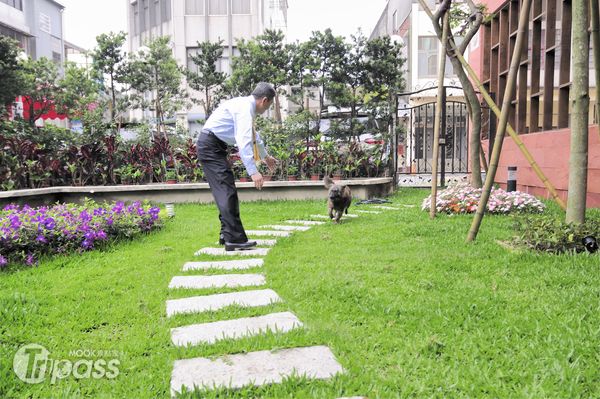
left=0, top=178, right=394, bottom=207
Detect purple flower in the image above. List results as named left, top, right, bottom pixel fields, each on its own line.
left=44, top=217, right=56, bottom=230
left=36, top=235, right=47, bottom=243
left=97, top=230, right=107, bottom=240
left=25, top=253, right=36, bottom=266
left=0, top=255, right=7, bottom=268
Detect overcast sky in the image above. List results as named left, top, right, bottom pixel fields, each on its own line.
left=59, top=0, right=387, bottom=50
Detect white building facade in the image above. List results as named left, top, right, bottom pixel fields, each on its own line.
left=127, top=0, right=288, bottom=130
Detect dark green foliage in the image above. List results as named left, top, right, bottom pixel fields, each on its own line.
left=0, top=36, right=24, bottom=113
left=184, top=40, right=226, bottom=117
left=513, top=214, right=600, bottom=253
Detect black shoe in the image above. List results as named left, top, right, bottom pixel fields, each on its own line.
left=224, top=241, right=257, bottom=251
left=219, top=238, right=225, bottom=245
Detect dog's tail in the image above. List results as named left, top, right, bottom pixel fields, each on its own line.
left=324, top=176, right=333, bottom=189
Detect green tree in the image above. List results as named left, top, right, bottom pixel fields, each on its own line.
left=306, top=29, right=347, bottom=131
left=362, top=34, right=405, bottom=152
left=286, top=40, right=318, bottom=112
left=229, top=29, right=289, bottom=122
left=0, top=36, right=25, bottom=114
left=127, top=36, right=187, bottom=135
left=90, top=31, right=128, bottom=124
left=184, top=40, right=226, bottom=118
left=19, top=57, right=60, bottom=126
left=328, top=31, right=369, bottom=139
left=55, top=62, right=104, bottom=135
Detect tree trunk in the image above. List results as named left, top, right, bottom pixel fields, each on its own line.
left=430, top=12, right=450, bottom=219
left=590, top=0, right=600, bottom=129
left=467, top=0, right=532, bottom=242
left=565, top=0, right=590, bottom=224
left=274, top=91, right=282, bottom=123
left=447, top=27, right=567, bottom=210
left=418, top=0, right=483, bottom=188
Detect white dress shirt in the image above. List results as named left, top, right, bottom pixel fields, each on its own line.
left=202, top=95, right=268, bottom=176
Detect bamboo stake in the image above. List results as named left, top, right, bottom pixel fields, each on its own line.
left=591, top=0, right=600, bottom=130
left=418, top=1, right=567, bottom=211
left=479, top=144, right=488, bottom=172
left=430, top=11, right=450, bottom=219
left=466, top=0, right=533, bottom=242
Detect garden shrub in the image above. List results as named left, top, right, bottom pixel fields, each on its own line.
left=512, top=215, right=600, bottom=253
left=421, top=183, right=545, bottom=214
left=0, top=199, right=162, bottom=267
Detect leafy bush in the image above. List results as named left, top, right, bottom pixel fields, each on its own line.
left=512, top=215, right=600, bottom=253
left=0, top=200, right=162, bottom=267
left=421, top=183, right=545, bottom=214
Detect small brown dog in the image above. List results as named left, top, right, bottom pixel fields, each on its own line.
left=324, top=176, right=352, bottom=223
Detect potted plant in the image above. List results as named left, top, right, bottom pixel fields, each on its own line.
left=286, top=164, right=298, bottom=181
left=165, top=169, right=177, bottom=184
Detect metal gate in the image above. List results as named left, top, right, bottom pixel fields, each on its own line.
left=408, top=101, right=469, bottom=174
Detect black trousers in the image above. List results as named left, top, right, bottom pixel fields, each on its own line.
left=196, top=131, right=248, bottom=243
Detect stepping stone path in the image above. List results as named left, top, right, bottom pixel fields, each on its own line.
left=355, top=210, right=382, bottom=214
left=171, top=311, right=302, bottom=346
left=168, top=274, right=265, bottom=289
left=166, top=289, right=281, bottom=317
left=183, top=258, right=263, bottom=271
left=259, top=225, right=312, bottom=231
left=285, top=220, right=325, bottom=225
left=171, top=346, right=343, bottom=394
left=166, top=205, right=401, bottom=395
left=245, top=230, right=291, bottom=237
left=194, top=247, right=270, bottom=256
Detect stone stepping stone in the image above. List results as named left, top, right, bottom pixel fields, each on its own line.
left=166, top=289, right=281, bottom=317
left=245, top=230, right=291, bottom=237
left=259, top=225, right=311, bottom=231
left=371, top=205, right=399, bottom=210
left=284, top=220, right=325, bottom=225
left=183, top=259, right=264, bottom=271
left=310, top=214, right=358, bottom=219
left=170, top=311, right=303, bottom=346
left=170, top=345, right=343, bottom=394
left=355, top=210, right=382, bottom=214
left=253, top=239, right=277, bottom=246
left=194, top=247, right=270, bottom=256
left=168, top=274, right=265, bottom=289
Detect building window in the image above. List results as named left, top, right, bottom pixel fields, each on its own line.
left=161, top=0, right=171, bottom=22
left=185, top=0, right=204, bottom=15
left=418, top=36, right=438, bottom=78
left=1, top=0, right=23, bottom=11
left=52, top=51, right=61, bottom=64
left=232, top=0, right=250, bottom=14
left=187, top=46, right=238, bottom=75
left=209, top=0, right=227, bottom=15
left=39, top=13, right=51, bottom=34
left=140, top=0, right=148, bottom=32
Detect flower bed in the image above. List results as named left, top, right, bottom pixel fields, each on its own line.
left=0, top=200, right=162, bottom=267
left=421, top=183, right=545, bottom=214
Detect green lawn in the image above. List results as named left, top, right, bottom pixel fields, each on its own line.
left=1, top=189, right=599, bottom=398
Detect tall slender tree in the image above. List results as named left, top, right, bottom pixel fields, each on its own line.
left=0, top=36, right=25, bottom=114
left=90, top=31, right=128, bottom=125
left=565, top=0, right=590, bottom=224
left=306, top=29, right=347, bottom=131
left=419, top=0, right=485, bottom=188
left=184, top=40, right=226, bottom=118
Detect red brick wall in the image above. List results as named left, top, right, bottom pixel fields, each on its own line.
left=482, top=125, right=600, bottom=207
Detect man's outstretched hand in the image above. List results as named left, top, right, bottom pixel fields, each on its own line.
left=251, top=173, right=264, bottom=190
